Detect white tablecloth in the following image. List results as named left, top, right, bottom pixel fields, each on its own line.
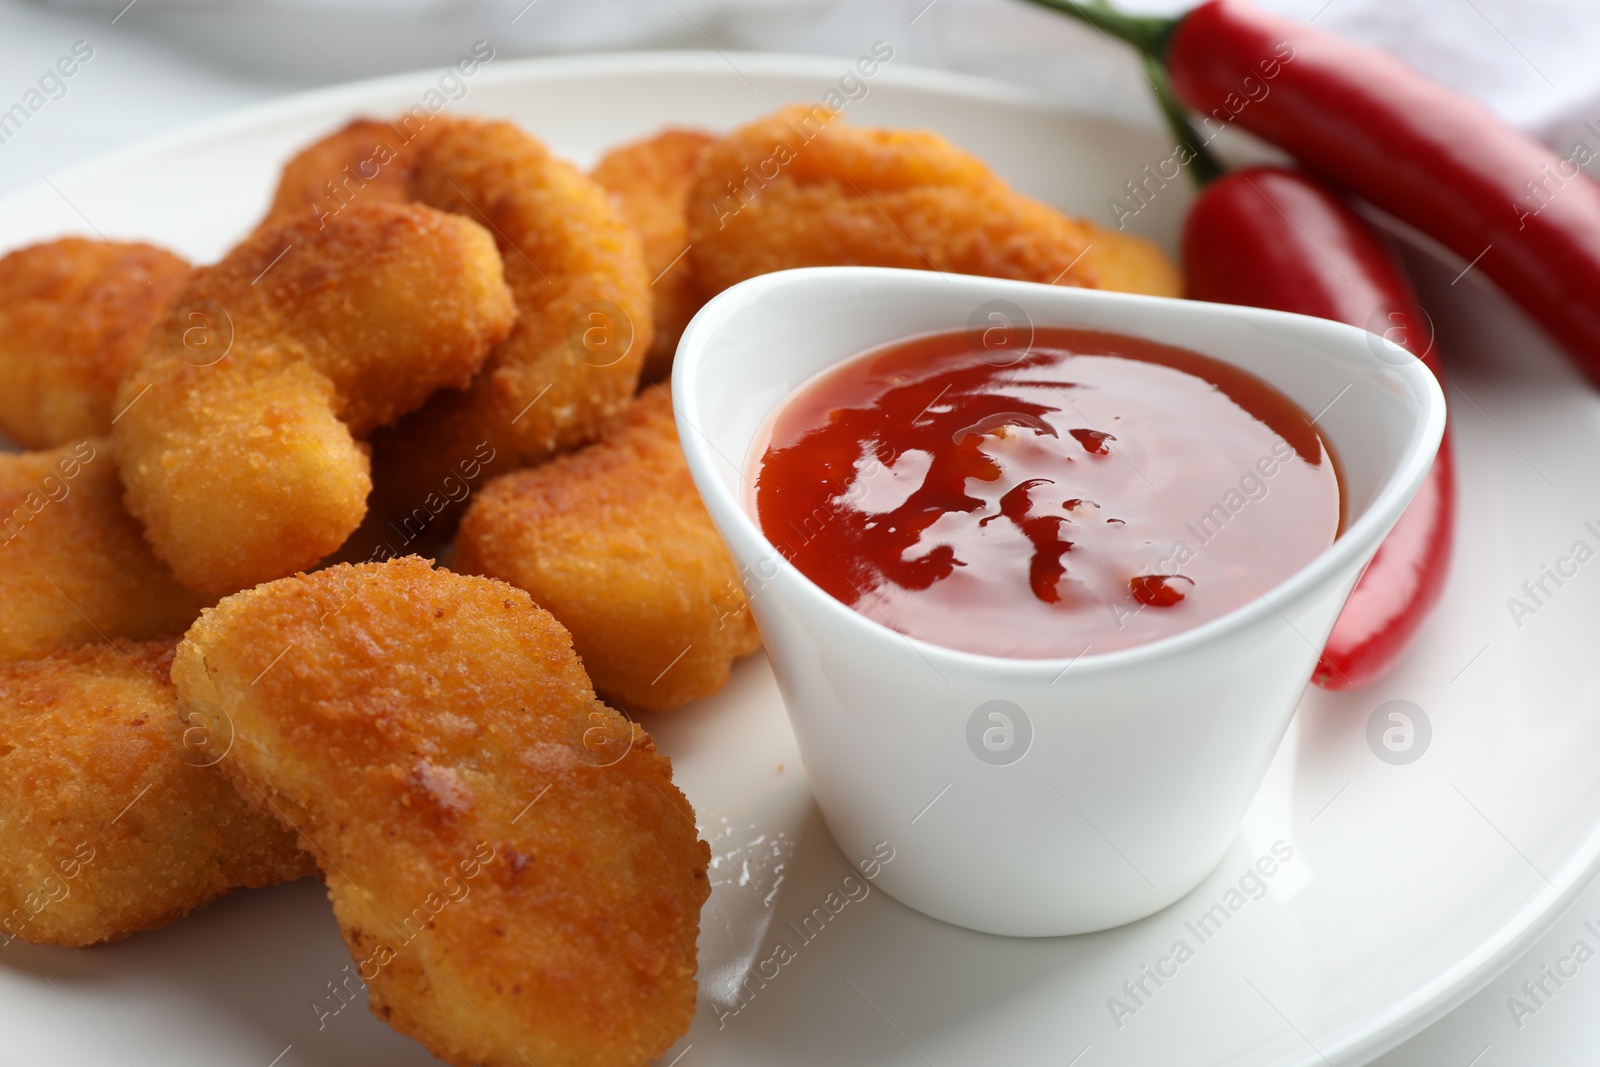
left=2, top=0, right=1598, bottom=1061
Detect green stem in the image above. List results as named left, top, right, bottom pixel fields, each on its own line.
left=1016, top=0, right=1179, bottom=58
left=1141, top=52, right=1225, bottom=188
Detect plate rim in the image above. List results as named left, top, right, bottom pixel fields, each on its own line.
left=10, top=48, right=1154, bottom=215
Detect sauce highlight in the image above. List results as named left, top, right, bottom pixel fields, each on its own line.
left=750, top=326, right=1342, bottom=659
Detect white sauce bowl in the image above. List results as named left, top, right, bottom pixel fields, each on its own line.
left=673, top=266, right=1445, bottom=937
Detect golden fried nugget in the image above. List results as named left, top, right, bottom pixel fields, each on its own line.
left=174, top=558, right=708, bottom=1067
left=1089, top=226, right=1187, bottom=297
left=591, top=129, right=716, bottom=382
left=0, top=238, right=190, bottom=447
left=457, top=389, right=759, bottom=713
left=259, top=116, right=654, bottom=539
left=0, top=639, right=313, bottom=947
left=113, top=201, right=514, bottom=597
left=687, top=106, right=1181, bottom=298
left=258, top=118, right=416, bottom=231
left=369, top=118, right=655, bottom=534
left=0, top=439, right=206, bottom=662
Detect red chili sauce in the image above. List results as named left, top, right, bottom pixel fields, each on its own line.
left=750, top=326, right=1343, bottom=658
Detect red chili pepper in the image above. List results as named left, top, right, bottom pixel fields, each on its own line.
left=1025, top=0, right=1600, bottom=376
left=1183, top=167, right=1455, bottom=689
left=1026, top=0, right=1462, bottom=685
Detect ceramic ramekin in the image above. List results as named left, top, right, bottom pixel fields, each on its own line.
left=672, top=267, right=1446, bottom=937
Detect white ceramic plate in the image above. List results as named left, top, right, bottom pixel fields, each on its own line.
left=1, top=51, right=1596, bottom=1067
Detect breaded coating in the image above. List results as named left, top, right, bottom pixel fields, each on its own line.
left=173, top=558, right=709, bottom=1067
left=258, top=117, right=416, bottom=231
left=0, top=440, right=206, bottom=662
left=0, top=640, right=313, bottom=947
left=261, top=116, right=657, bottom=538
left=1090, top=225, right=1188, bottom=297
left=113, top=201, right=514, bottom=597
left=0, top=238, right=190, bottom=447
left=456, top=389, right=760, bottom=713
left=369, top=117, right=654, bottom=535
left=591, top=129, right=716, bottom=382
left=687, top=106, right=1181, bottom=298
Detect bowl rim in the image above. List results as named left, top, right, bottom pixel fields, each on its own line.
left=673, top=265, right=1448, bottom=681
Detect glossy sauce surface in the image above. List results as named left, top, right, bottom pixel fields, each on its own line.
left=751, top=326, right=1343, bottom=658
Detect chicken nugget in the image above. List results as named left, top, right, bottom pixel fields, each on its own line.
left=456, top=388, right=759, bottom=713
left=259, top=116, right=654, bottom=539
left=173, top=558, right=709, bottom=1067
left=0, top=639, right=313, bottom=947
left=113, top=201, right=514, bottom=597
left=1089, top=223, right=1188, bottom=296
left=591, top=128, right=716, bottom=382
left=0, top=238, right=190, bottom=448
left=258, top=117, right=415, bottom=231
left=687, top=106, right=1181, bottom=298
left=369, top=117, right=655, bottom=535
left=0, top=439, right=206, bottom=662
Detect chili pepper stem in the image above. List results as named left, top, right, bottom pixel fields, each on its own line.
left=1140, top=52, right=1226, bottom=188
left=1017, top=0, right=1179, bottom=57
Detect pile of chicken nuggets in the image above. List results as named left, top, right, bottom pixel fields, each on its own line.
left=0, top=103, right=1179, bottom=1065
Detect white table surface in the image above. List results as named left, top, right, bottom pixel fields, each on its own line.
left=2, top=0, right=1598, bottom=1062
